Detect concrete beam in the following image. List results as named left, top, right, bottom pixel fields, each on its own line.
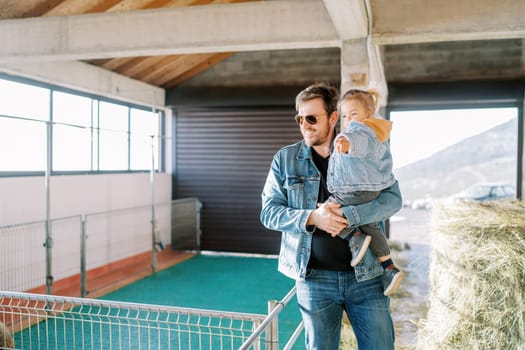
left=0, top=0, right=341, bottom=63
left=0, top=61, right=165, bottom=108
left=371, top=0, right=525, bottom=44
left=322, top=0, right=368, bottom=40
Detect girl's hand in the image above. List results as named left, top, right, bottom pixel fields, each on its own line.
left=335, top=137, right=350, bottom=153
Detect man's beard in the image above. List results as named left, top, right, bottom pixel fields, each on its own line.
left=303, top=128, right=331, bottom=147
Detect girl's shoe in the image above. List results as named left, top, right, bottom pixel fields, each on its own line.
left=383, top=267, right=404, bottom=296
left=349, top=233, right=372, bottom=267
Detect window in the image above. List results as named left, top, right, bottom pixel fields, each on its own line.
left=0, top=79, right=49, bottom=171
left=98, top=102, right=129, bottom=171
left=0, top=79, right=49, bottom=121
left=0, top=75, right=163, bottom=175
left=53, top=91, right=94, bottom=171
left=389, top=107, right=518, bottom=202
left=0, top=118, right=46, bottom=171
left=130, top=108, right=159, bottom=171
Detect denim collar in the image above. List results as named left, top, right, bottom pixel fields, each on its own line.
left=296, top=140, right=335, bottom=161
left=297, top=141, right=312, bottom=161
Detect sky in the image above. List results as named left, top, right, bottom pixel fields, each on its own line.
left=389, top=107, right=518, bottom=169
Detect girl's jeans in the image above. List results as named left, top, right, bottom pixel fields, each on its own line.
left=296, top=268, right=395, bottom=350
left=327, top=190, right=391, bottom=258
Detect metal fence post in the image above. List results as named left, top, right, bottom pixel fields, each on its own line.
left=44, top=120, right=53, bottom=296
left=151, top=135, right=158, bottom=273
left=80, top=216, right=87, bottom=298
left=267, top=300, right=279, bottom=350
left=44, top=219, right=53, bottom=295
left=195, top=199, right=202, bottom=251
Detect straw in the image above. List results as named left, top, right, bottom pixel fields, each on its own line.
left=417, top=200, right=525, bottom=350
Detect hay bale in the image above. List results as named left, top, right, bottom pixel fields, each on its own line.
left=417, top=200, right=525, bottom=350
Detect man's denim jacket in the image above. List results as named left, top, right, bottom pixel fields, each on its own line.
left=260, top=140, right=402, bottom=282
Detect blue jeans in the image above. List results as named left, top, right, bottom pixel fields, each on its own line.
left=296, top=268, right=395, bottom=350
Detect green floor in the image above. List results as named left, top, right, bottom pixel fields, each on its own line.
left=14, top=254, right=304, bottom=349
left=102, top=254, right=303, bottom=348
left=103, top=254, right=295, bottom=314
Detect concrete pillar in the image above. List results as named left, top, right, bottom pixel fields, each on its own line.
left=340, top=39, right=369, bottom=95
left=340, top=39, right=388, bottom=107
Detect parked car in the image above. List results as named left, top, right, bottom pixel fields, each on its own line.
left=411, top=198, right=433, bottom=210
left=449, top=183, right=516, bottom=202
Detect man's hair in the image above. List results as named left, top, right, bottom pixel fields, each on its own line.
left=295, top=82, right=339, bottom=115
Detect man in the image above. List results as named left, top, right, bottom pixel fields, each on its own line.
left=260, top=83, right=402, bottom=350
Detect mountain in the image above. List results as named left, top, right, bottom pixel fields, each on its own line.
left=394, top=118, right=518, bottom=202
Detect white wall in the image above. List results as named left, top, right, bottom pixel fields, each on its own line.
left=0, top=173, right=173, bottom=292
left=0, top=172, right=171, bottom=226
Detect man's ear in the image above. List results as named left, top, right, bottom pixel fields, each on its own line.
left=329, top=110, right=339, bottom=127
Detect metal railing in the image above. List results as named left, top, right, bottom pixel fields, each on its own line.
left=0, top=216, right=82, bottom=293
left=0, top=291, right=268, bottom=350
left=0, top=198, right=304, bottom=349
left=239, top=287, right=303, bottom=350
left=0, top=288, right=303, bottom=350
left=0, top=199, right=202, bottom=297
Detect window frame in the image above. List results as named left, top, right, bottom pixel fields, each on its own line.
left=0, top=73, right=165, bottom=177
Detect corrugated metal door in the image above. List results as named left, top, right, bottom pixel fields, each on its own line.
left=173, top=106, right=301, bottom=254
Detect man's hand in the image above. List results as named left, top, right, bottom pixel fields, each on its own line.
left=307, top=202, right=348, bottom=237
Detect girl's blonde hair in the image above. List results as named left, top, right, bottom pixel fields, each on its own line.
left=337, top=88, right=380, bottom=114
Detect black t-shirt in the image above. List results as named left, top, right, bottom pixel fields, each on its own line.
left=308, top=148, right=352, bottom=271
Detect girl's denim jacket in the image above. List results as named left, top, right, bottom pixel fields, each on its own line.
left=328, top=120, right=396, bottom=193
left=260, top=140, right=402, bottom=282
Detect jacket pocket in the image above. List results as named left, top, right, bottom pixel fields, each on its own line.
left=284, top=176, right=305, bottom=208
left=354, top=249, right=383, bottom=282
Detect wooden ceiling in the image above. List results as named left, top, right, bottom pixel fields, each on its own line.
left=0, top=0, right=261, bottom=89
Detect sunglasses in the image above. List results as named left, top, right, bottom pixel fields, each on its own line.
left=294, top=114, right=319, bottom=125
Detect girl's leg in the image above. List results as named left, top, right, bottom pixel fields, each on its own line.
left=360, top=223, right=404, bottom=296
left=360, top=222, right=390, bottom=259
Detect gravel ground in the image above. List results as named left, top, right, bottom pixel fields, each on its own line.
left=389, top=207, right=432, bottom=350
